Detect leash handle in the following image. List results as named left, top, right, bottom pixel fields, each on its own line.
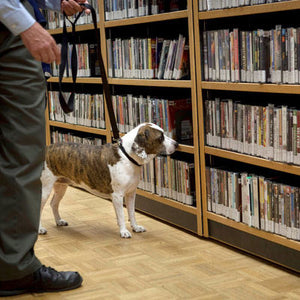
left=58, top=4, right=120, bottom=141
left=58, top=10, right=82, bottom=113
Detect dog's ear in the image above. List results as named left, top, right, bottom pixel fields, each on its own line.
left=144, top=129, right=150, bottom=139
left=135, top=129, right=150, bottom=147
left=135, top=132, right=145, bottom=146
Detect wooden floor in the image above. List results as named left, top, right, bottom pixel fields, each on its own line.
left=9, top=187, right=300, bottom=299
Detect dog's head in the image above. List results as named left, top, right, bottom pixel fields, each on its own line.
left=127, top=123, right=178, bottom=164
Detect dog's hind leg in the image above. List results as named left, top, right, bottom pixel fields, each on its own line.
left=112, top=193, right=132, bottom=238
left=125, top=191, right=146, bottom=234
left=50, top=182, right=69, bottom=227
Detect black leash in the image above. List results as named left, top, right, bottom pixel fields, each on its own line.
left=58, top=4, right=141, bottom=167
left=59, top=3, right=120, bottom=142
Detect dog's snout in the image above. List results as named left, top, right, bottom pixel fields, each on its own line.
left=174, top=141, right=179, bottom=149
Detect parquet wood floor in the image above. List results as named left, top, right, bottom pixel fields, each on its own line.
left=7, top=187, right=300, bottom=299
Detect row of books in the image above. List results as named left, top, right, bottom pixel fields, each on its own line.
left=206, top=166, right=300, bottom=241
left=139, top=157, right=195, bottom=206
left=51, top=129, right=105, bottom=145
left=43, top=0, right=99, bottom=29
left=202, top=26, right=300, bottom=84
left=51, top=43, right=100, bottom=78
left=199, top=0, right=290, bottom=11
left=204, top=98, right=300, bottom=165
left=49, top=91, right=193, bottom=145
left=104, top=0, right=186, bottom=20
left=107, top=35, right=189, bottom=79
left=111, top=94, right=193, bottom=144
left=48, top=91, right=106, bottom=129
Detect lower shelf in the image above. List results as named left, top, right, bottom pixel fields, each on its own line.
left=208, top=220, right=300, bottom=273
left=135, top=194, right=198, bottom=234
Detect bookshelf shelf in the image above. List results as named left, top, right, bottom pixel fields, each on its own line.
left=47, top=77, right=192, bottom=88
left=207, top=212, right=300, bottom=251
left=198, top=0, right=300, bottom=20
left=48, top=23, right=99, bottom=35
left=105, top=10, right=188, bottom=28
left=49, top=120, right=107, bottom=136
left=201, top=81, right=300, bottom=95
left=108, top=78, right=192, bottom=88
left=178, top=144, right=194, bottom=154
left=137, top=189, right=197, bottom=215
left=205, top=146, right=300, bottom=176
left=47, top=77, right=103, bottom=84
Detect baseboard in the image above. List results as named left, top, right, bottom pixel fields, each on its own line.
left=135, top=194, right=198, bottom=233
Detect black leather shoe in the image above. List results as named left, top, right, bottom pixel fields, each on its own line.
left=0, top=265, right=83, bottom=297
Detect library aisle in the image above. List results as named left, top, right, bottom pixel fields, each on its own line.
left=16, top=187, right=300, bottom=299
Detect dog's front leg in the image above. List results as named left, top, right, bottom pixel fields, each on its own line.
left=51, top=183, right=68, bottom=227
left=112, top=193, right=131, bottom=238
left=125, top=191, right=146, bottom=233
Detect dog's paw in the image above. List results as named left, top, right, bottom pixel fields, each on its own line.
left=120, top=229, right=132, bottom=238
left=132, top=225, right=146, bottom=233
left=56, top=219, right=68, bottom=226
left=39, top=227, right=48, bottom=235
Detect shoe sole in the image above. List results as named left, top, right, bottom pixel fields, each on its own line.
left=0, top=289, right=29, bottom=297
left=0, top=278, right=83, bottom=297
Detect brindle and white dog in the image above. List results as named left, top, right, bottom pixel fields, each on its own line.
left=40, top=123, right=178, bottom=238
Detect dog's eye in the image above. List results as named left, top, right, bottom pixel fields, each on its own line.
left=158, top=135, right=164, bottom=143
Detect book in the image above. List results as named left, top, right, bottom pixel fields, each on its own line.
left=89, top=43, right=101, bottom=77
left=167, top=98, right=193, bottom=144
left=176, top=44, right=190, bottom=79
left=157, top=39, right=171, bottom=79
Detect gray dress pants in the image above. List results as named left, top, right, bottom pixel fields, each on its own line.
left=0, top=1, right=45, bottom=280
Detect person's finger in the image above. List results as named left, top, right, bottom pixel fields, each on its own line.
left=62, top=0, right=83, bottom=15
left=53, top=44, right=61, bottom=65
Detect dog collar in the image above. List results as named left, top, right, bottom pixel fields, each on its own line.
left=118, top=140, right=142, bottom=167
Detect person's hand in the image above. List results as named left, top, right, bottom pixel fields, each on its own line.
left=20, top=22, right=61, bottom=64
left=61, top=0, right=90, bottom=16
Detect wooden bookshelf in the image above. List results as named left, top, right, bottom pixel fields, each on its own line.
left=194, top=0, right=300, bottom=272
left=198, top=0, right=300, bottom=20
left=46, top=0, right=202, bottom=236
left=137, top=188, right=197, bottom=216
left=205, top=146, right=300, bottom=176
left=48, top=120, right=108, bottom=136
left=201, top=81, right=300, bottom=95
left=47, top=23, right=98, bottom=35
left=108, top=78, right=192, bottom=88
left=47, top=77, right=103, bottom=84
left=104, top=10, right=188, bottom=27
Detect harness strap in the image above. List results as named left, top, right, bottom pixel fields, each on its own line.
left=58, top=4, right=120, bottom=142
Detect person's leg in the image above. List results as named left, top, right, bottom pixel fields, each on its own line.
left=0, top=21, right=45, bottom=280
left=0, top=2, right=83, bottom=295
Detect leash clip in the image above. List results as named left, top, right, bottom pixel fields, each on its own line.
left=114, top=138, right=122, bottom=145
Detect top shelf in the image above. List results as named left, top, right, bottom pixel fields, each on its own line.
left=198, top=0, right=300, bottom=20
left=104, top=10, right=188, bottom=28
